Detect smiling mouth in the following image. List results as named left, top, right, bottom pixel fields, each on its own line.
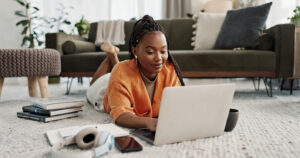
left=152, top=64, right=163, bottom=69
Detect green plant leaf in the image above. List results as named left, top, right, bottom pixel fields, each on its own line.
left=21, top=27, right=28, bottom=35
left=33, top=31, right=38, bottom=36
left=16, top=20, right=28, bottom=26
left=31, top=16, right=38, bottom=19
left=37, top=40, right=44, bottom=46
left=21, top=36, right=30, bottom=46
left=15, top=0, right=25, bottom=6
left=26, top=3, right=30, bottom=9
left=33, top=7, right=39, bottom=11
left=63, top=20, right=71, bottom=25
left=14, top=11, right=26, bottom=17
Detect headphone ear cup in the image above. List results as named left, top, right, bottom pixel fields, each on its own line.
left=93, top=131, right=103, bottom=147
left=75, top=127, right=98, bottom=149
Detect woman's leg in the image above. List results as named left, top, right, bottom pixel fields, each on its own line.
left=90, top=41, right=120, bottom=85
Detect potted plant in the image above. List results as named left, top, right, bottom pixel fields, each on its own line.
left=75, top=16, right=90, bottom=38
left=15, top=0, right=43, bottom=48
left=289, top=6, right=300, bottom=27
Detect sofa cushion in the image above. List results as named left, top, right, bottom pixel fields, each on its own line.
left=214, top=2, right=272, bottom=49
left=62, top=50, right=276, bottom=74
left=170, top=50, right=276, bottom=72
left=61, top=52, right=130, bottom=73
left=169, top=19, right=195, bottom=50
left=194, top=12, right=225, bottom=50
left=63, top=40, right=96, bottom=54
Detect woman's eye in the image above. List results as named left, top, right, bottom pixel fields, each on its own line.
left=161, top=51, right=167, bottom=54
left=147, top=51, right=153, bottom=55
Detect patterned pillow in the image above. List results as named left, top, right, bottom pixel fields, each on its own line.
left=192, top=12, right=226, bottom=50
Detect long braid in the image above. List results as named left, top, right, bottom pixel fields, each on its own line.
left=128, top=15, right=185, bottom=86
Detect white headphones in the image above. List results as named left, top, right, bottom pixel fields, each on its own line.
left=51, top=127, right=114, bottom=158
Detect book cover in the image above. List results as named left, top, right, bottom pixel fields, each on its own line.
left=31, top=96, right=84, bottom=110
left=17, top=111, right=79, bottom=123
left=22, top=105, right=82, bottom=116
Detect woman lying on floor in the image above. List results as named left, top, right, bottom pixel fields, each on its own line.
left=87, top=15, right=185, bottom=131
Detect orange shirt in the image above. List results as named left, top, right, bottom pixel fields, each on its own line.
left=103, top=59, right=181, bottom=121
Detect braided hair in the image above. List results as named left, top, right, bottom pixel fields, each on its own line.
left=128, top=15, right=185, bottom=86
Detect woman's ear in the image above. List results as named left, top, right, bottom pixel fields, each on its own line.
left=131, top=46, right=137, bottom=58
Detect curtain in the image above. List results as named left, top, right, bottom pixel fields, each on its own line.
left=163, top=0, right=191, bottom=18
left=39, top=0, right=163, bottom=21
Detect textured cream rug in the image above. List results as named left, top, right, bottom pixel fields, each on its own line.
left=0, top=78, right=299, bottom=158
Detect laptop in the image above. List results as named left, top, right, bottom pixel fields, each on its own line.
left=131, top=83, right=235, bottom=146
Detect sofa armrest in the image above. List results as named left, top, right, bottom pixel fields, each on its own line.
left=265, top=23, right=295, bottom=77
left=257, top=33, right=274, bottom=50
left=45, top=32, right=86, bottom=55
left=63, top=40, right=97, bottom=54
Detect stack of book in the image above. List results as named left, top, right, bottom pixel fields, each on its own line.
left=17, top=97, right=84, bottom=123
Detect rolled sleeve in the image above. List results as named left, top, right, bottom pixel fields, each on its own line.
left=107, top=81, right=135, bottom=121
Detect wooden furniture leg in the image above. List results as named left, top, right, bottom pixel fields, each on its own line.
left=0, top=78, right=4, bottom=97
left=37, top=76, right=50, bottom=98
left=28, top=77, right=38, bottom=97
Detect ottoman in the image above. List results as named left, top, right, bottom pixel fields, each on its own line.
left=0, top=49, right=61, bottom=98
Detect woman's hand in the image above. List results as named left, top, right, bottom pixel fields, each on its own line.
left=115, top=112, right=158, bottom=131
left=145, top=118, right=158, bottom=131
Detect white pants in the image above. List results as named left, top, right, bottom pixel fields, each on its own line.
left=86, top=73, right=111, bottom=111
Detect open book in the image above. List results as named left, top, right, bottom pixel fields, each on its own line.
left=45, top=123, right=129, bottom=146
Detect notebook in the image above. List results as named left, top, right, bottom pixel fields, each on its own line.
left=131, top=83, right=235, bottom=145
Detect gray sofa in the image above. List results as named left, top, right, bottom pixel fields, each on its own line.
left=46, top=18, right=297, bottom=95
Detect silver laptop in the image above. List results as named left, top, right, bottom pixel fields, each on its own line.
left=131, top=83, right=235, bottom=146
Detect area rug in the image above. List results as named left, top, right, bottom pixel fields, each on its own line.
left=0, top=79, right=299, bottom=158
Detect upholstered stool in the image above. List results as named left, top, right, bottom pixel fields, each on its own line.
left=0, top=49, right=61, bottom=98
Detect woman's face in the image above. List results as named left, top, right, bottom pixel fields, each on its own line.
left=132, top=31, right=168, bottom=80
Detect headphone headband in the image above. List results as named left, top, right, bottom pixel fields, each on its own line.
left=51, top=127, right=114, bottom=158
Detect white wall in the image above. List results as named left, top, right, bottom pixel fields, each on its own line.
left=0, top=0, right=28, bottom=85
left=0, top=0, right=24, bottom=48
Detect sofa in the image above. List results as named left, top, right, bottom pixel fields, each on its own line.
left=46, top=18, right=296, bottom=94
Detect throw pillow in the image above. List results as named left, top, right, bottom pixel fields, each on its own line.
left=63, top=40, right=96, bottom=55
left=193, top=12, right=226, bottom=50
left=214, top=2, right=272, bottom=49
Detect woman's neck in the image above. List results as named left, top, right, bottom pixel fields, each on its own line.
left=136, top=60, right=157, bottom=81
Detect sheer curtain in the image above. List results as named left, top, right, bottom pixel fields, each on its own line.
left=163, top=0, right=191, bottom=18
left=39, top=0, right=163, bottom=21
left=34, top=0, right=163, bottom=34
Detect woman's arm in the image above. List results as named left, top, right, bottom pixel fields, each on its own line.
left=115, top=112, right=158, bottom=131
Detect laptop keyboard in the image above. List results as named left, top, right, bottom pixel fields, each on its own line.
left=131, top=128, right=156, bottom=141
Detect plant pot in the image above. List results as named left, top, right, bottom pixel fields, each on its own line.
left=292, top=19, right=300, bottom=27
left=81, top=34, right=88, bottom=38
